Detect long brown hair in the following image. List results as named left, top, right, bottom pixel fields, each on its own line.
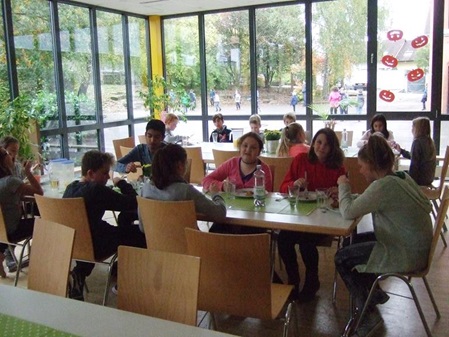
left=308, top=128, right=344, bottom=169
left=358, top=135, right=395, bottom=173
left=152, top=144, right=187, bottom=189
left=277, top=122, right=307, bottom=157
left=0, top=147, right=13, bottom=178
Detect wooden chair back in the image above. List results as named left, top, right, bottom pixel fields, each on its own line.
left=421, top=145, right=449, bottom=200
left=34, top=195, right=95, bottom=262
left=119, top=145, right=142, bottom=181
left=120, top=145, right=133, bottom=157
left=259, top=156, right=293, bottom=192
left=138, top=134, right=146, bottom=144
left=117, top=246, right=200, bottom=326
left=0, top=207, right=8, bottom=244
left=343, top=157, right=369, bottom=194
left=185, top=228, right=274, bottom=320
left=184, top=146, right=205, bottom=184
left=28, top=218, right=75, bottom=297
left=113, top=137, right=135, bottom=159
left=335, top=130, right=354, bottom=147
left=212, top=148, right=239, bottom=167
left=183, top=158, right=192, bottom=183
left=137, top=197, right=198, bottom=254
left=417, top=186, right=449, bottom=277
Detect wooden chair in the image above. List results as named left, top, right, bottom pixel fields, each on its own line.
left=421, top=145, right=449, bottom=247
left=184, top=146, right=206, bottom=185
left=184, top=158, right=192, bottom=183
left=28, top=218, right=75, bottom=297
left=259, top=156, right=293, bottom=192
left=117, top=246, right=200, bottom=326
left=138, top=134, right=146, bottom=144
left=136, top=197, right=198, bottom=254
left=0, top=208, right=32, bottom=286
left=118, top=145, right=142, bottom=181
left=185, top=228, right=294, bottom=337
left=34, top=195, right=117, bottom=306
left=335, top=130, right=354, bottom=147
left=343, top=157, right=370, bottom=194
left=113, top=137, right=135, bottom=160
left=212, top=148, right=239, bottom=167
left=351, top=186, right=449, bottom=337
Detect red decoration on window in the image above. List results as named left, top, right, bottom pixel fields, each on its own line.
left=407, top=68, right=424, bottom=82
left=411, top=35, right=428, bottom=48
left=381, top=55, right=398, bottom=68
left=387, top=30, right=403, bottom=42
left=379, top=90, right=395, bottom=102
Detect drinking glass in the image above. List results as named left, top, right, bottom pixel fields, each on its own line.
left=316, top=188, right=328, bottom=212
left=212, top=133, right=218, bottom=143
left=224, top=180, right=236, bottom=199
left=49, top=173, right=59, bottom=191
left=288, top=185, right=299, bottom=205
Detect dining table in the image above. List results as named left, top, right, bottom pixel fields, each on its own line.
left=199, top=191, right=368, bottom=237
left=0, top=285, right=238, bottom=337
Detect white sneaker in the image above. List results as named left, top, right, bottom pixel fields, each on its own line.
left=111, top=284, right=118, bottom=295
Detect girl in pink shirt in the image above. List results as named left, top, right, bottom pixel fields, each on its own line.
left=328, top=86, right=341, bottom=115
left=277, top=122, right=310, bottom=157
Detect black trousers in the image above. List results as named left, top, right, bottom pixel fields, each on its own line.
left=277, top=230, right=323, bottom=286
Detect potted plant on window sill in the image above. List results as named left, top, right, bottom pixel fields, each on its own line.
left=264, top=130, right=281, bottom=154
left=308, top=104, right=337, bottom=130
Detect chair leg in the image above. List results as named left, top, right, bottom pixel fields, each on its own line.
left=439, top=231, right=447, bottom=248
left=282, top=302, right=293, bottom=337
left=14, top=237, right=32, bottom=286
left=353, top=274, right=434, bottom=337
left=422, top=276, right=441, bottom=318
left=102, top=253, right=118, bottom=306
left=332, top=236, right=343, bottom=304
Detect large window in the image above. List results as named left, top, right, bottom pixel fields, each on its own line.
left=377, top=0, right=432, bottom=112
left=12, top=0, right=55, bottom=96
left=0, top=13, right=8, bottom=90
left=205, top=11, right=250, bottom=118
left=97, top=11, right=127, bottom=123
left=256, top=6, right=305, bottom=117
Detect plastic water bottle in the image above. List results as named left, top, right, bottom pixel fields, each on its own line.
left=253, top=165, right=266, bottom=207
left=341, top=129, right=348, bottom=149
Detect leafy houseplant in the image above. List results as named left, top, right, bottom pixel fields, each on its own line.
left=308, top=104, right=336, bottom=130
left=138, top=75, right=189, bottom=121
left=264, top=130, right=281, bottom=154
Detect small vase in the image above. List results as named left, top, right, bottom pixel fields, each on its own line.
left=266, top=140, right=279, bottom=154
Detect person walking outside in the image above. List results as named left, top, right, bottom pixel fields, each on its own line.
left=290, top=91, right=299, bottom=112
left=234, top=90, right=241, bottom=110
left=328, top=86, right=341, bottom=115
left=214, top=92, right=222, bottom=111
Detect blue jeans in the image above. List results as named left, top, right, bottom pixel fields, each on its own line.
left=334, top=241, right=377, bottom=309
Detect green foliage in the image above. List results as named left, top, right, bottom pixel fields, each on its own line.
left=138, top=76, right=189, bottom=120
left=0, top=89, right=38, bottom=159
left=264, top=129, right=281, bottom=141
left=308, top=104, right=329, bottom=120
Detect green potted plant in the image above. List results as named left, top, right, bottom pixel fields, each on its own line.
left=264, top=129, right=281, bottom=154
left=138, top=75, right=189, bottom=121
left=308, top=104, right=337, bottom=130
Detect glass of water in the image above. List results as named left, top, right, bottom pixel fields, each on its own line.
left=316, top=188, right=328, bottom=212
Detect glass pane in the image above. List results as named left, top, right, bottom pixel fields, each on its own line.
left=377, top=0, right=432, bottom=112
left=256, top=5, right=305, bottom=117
left=312, top=1, right=368, bottom=117
left=12, top=0, right=56, bottom=127
left=68, top=130, right=98, bottom=165
left=104, top=125, right=130, bottom=156
left=440, top=122, right=449, bottom=153
left=0, top=13, right=8, bottom=90
left=129, top=16, right=148, bottom=119
left=97, top=11, right=127, bottom=123
left=41, top=135, right=63, bottom=161
left=205, top=11, right=250, bottom=117
left=163, top=16, right=201, bottom=117
left=59, top=4, right=97, bottom=127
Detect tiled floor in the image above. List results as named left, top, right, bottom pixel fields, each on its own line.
left=2, top=217, right=449, bottom=336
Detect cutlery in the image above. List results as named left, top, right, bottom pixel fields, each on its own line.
left=304, top=171, right=309, bottom=200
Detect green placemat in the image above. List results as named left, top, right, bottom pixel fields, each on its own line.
left=223, top=195, right=289, bottom=213
left=279, top=200, right=318, bottom=215
left=0, top=313, right=78, bottom=337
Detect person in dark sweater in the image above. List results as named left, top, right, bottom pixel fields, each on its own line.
left=209, top=113, right=233, bottom=143
left=63, top=150, right=146, bottom=300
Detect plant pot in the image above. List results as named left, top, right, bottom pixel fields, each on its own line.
left=266, top=140, right=279, bottom=154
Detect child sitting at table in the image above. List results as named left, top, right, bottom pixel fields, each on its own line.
left=249, top=114, right=264, bottom=140
left=278, top=128, right=345, bottom=302
left=139, top=143, right=226, bottom=232
left=282, top=112, right=296, bottom=127
left=210, top=113, right=233, bottom=143
left=335, top=135, right=432, bottom=336
left=276, top=122, right=309, bottom=157
left=356, top=113, right=394, bottom=148
left=393, top=117, right=436, bottom=186
left=0, top=146, right=43, bottom=278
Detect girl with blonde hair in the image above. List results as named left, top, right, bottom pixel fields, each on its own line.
left=393, top=117, right=436, bottom=185
left=276, top=122, right=309, bottom=157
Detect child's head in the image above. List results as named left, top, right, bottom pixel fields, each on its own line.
left=249, top=114, right=262, bottom=134
left=412, top=117, right=431, bottom=138
left=370, top=113, right=389, bottom=138
left=165, top=113, right=179, bottom=131
left=81, top=150, right=114, bottom=185
left=213, top=113, right=224, bottom=129
left=283, top=112, right=296, bottom=126
left=0, top=136, right=20, bottom=162
left=284, top=122, right=306, bottom=144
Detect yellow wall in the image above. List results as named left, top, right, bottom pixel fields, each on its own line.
left=149, top=16, right=164, bottom=119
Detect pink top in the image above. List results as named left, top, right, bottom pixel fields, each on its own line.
left=328, top=91, right=341, bottom=108
left=202, top=157, right=273, bottom=192
left=289, top=144, right=310, bottom=158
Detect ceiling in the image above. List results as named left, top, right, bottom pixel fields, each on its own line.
left=71, top=0, right=297, bottom=16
